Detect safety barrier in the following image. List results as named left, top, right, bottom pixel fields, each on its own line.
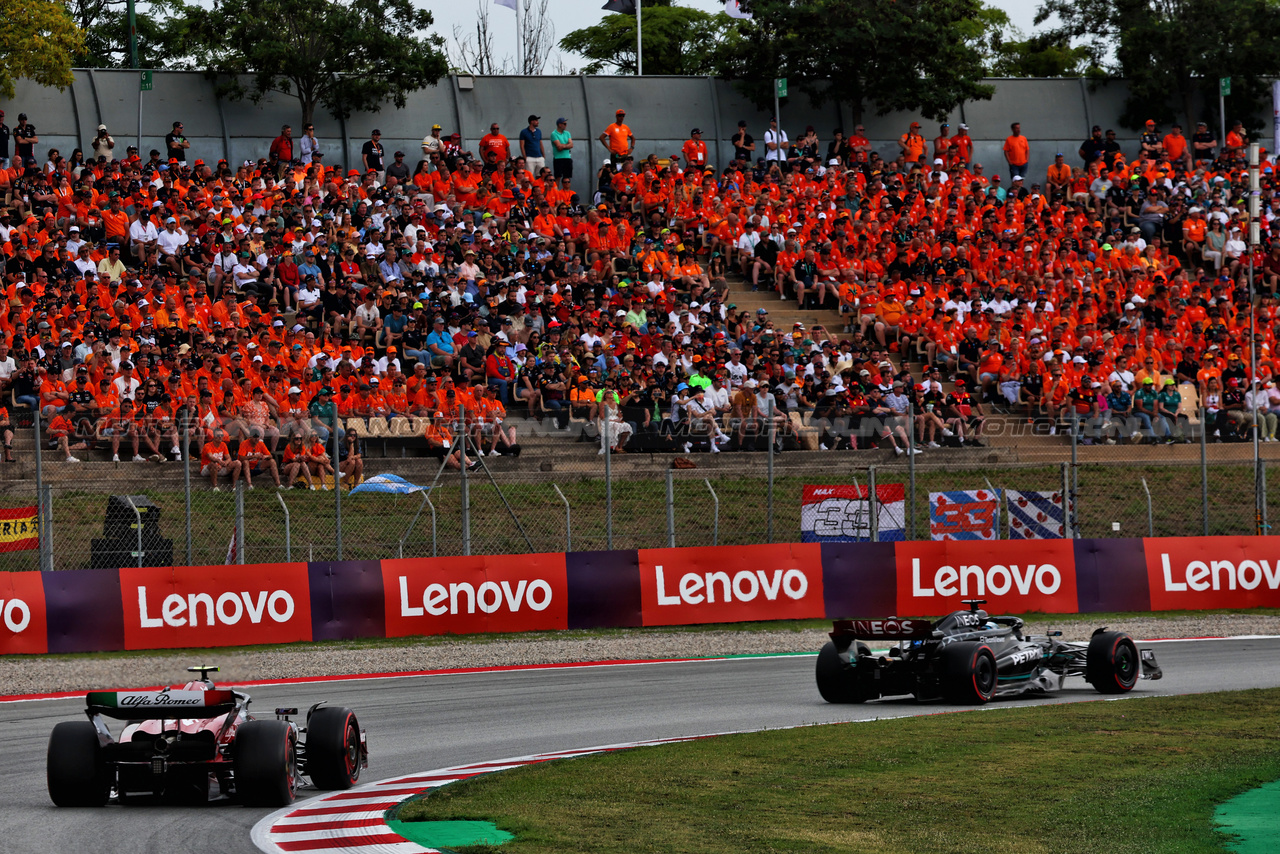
left=2, top=537, right=1277, bottom=654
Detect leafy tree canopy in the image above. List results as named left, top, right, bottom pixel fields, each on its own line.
left=186, top=0, right=449, bottom=127
left=712, top=0, right=995, bottom=122
left=1, top=0, right=84, bottom=99
left=560, top=0, right=729, bottom=76
left=1036, top=0, right=1280, bottom=132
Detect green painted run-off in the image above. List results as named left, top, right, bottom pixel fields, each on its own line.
left=388, top=818, right=514, bottom=849
left=1216, top=779, right=1280, bottom=853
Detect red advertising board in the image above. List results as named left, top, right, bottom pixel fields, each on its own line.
left=119, top=563, right=312, bottom=650
left=637, top=543, right=825, bottom=626
left=0, top=571, right=47, bottom=654
left=1143, top=536, right=1280, bottom=611
left=382, top=553, right=568, bottom=637
left=895, top=539, right=1079, bottom=614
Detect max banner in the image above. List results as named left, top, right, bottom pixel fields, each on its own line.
left=0, top=536, right=1272, bottom=656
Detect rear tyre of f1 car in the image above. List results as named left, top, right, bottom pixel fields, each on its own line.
left=1086, top=631, right=1139, bottom=694
left=235, top=720, right=297, bottom=807
left=47, top=721, right=108, bottom=807
left=306, top=706, right=362, bottom=790
left=939, top=642, right=997, bottom=705
left=816, top=641, right=875, bottom=703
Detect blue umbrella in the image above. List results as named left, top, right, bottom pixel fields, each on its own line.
left=348, top=474, right=427, bottom=495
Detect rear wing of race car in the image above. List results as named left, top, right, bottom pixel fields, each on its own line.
left=831, top=618, right=937, bottom=642
left=86, top=689, right=237, bottom=720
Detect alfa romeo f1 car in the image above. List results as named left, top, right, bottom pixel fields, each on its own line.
left=47, top=666, right=368, bottom=807
left=816, top=600, right=1163, bottom=705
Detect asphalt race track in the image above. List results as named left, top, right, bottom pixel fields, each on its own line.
left=3, top=637, right=1279, bottom=854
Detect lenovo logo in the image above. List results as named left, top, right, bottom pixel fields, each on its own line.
left=911, top=558, right=1062, bottom=597
left=1159, top=553, right=1280, bottom=592
left=0, top=598, right=31, bottom=633
left=137, top=587, right=296, bottom=628
left=654, top=565, right=809, bottom=606
left=398, top=576, right=553, bottom=617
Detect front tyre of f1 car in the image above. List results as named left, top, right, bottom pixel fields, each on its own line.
left=47, top=721, right=109, bottom=807
left=816, top=641, right=875, bottom=703
left=939, top=642, right=997, bottom=704
left=235, top=720, right=298, bottom=807
left=1086, top=631, right=1139, bottom=694
left=306, top=706, right=363, bottom=790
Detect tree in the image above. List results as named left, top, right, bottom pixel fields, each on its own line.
left=189, top=0, right=449, bottom=127
left=560, top=0, right=729, bottom=76
left=988, top=35, right=1097, bottom=79
left=712, top=0, right=995, bottom=122
left=64, top=0, right=202, bottom=70
left=1036, top=0, right=1280, bottom=132
left=453, top=0, right=560, bottom=76
left=1, top=0, right=84, bottom=98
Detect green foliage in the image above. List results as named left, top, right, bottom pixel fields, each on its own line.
left=989, top=35, right=1098, bottom=79
left=711, top=0, right=995, bottom=122
left=559, top=2, right=730, bottom=76
left=1036, top=0, right=1280, bottom=133
left=0, top=0, right=84, bottom=98
left=63, top=0, right=193, bottom=69
left=187, top=0, right=449, bottom=126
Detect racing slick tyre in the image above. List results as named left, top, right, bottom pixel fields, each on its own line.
left=235, top=720, right=298, bottom=807
left=939, top=642, right=997, bottom=705
left=306, top=706, right=363, bottom=790
left=816, top=642, right=875, bottom=703
left=47, top=721, right=109, bottom=807
left=1086, top=631, right=1139, bottom=694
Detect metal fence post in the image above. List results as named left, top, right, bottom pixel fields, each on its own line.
left=553, top=484, right=571, bottom=552
left=1141, top=477, right=1153, bottom=537
left=766, top=397, right=775, bottom=544
left=333, top=417, right=342, bottom=560
left=604, top=415, right=612, bottom=550
left=459, top=405, right=470, bottom=556
left=868, top=465, right=879, bottom=543
left=398, top=491, right=430, bottom=559
left=33, top=415, right=46, bottom=569
left=276, top=491, right=292, bottom=562
left=124, top=496, right=143, bottom=567
left=666, top=467, right=676, bottom=548
left=1070, top=411, right=1079, bottom=508
left=1061, top=461, right=1074, bottom=539
left=40, top=484, right=54, bottom=573
left=907, top=401, right=916, bottom=540
left=182, top=424, right=192, bottom=566
left=1201, top=406, right=1209, bottom=536
left=234, top=480, right=245, bottom=564
left=1259, top=460, right=1269, bottom=535
left=705, top=478, right=719, bottom=546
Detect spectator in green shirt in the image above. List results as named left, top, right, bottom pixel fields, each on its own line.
left=551, top=117, right=574, bottom=181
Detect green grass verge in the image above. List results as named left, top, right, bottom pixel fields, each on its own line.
left=6, top=459, right=1276, bottom=572
left=395, top=688, right=1280, bottom=854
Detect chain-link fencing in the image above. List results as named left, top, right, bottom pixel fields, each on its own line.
left=4, top=408, right=1280, bottom=573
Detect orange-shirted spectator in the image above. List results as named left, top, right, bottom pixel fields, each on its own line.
left=599, top=110, right=634, bottom=162
left=898, top=122, right=926, bottom=164
left=1003, top=121, right=1029, bottom=180
left=681, top=129, right=708, bottom=170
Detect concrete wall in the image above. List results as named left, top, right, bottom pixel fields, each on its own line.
left=0, top=71, right=1236, bottom=199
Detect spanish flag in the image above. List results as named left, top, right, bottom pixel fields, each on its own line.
left=0, top=507, right=39, bottom=553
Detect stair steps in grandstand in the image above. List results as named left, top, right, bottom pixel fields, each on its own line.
left=723, top=280, right=851, bottom=344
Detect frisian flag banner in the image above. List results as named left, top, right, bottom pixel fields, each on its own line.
left=929, top=490, right=1001, bottom=541
left=1007, top=490, right=1071, bottom=539
left=801, top=484, right=906, bottom=543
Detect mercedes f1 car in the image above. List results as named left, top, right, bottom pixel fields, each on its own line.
left=816, top=600, right=1163, bottom=705
left=47, top=666, right=368, bottom=807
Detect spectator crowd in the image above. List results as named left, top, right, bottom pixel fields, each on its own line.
left=0, top=101, right=1277, bottom=482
